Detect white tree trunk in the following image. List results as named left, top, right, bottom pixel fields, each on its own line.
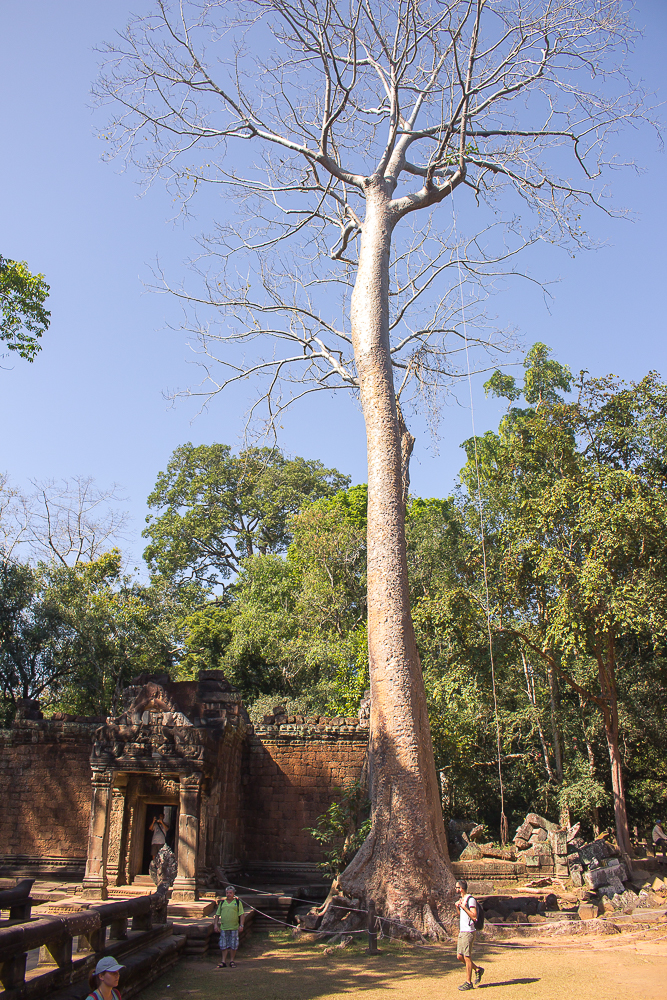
left=337, top=181, right=454, bottom=937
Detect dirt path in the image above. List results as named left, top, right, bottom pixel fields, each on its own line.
left=138, top=931, right=667, bottom=1000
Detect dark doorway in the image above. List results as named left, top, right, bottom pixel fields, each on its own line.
left=141, top=803, right=177, bottom=874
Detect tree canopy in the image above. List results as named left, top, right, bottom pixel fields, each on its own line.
left=0, top=256, right=50, bottom=362
left=455, top=349, right=667, bottom=853
left=142, top=443, right=349, bottom=589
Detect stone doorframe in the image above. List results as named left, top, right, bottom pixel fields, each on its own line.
left=81, top=768, right=203, bottom=900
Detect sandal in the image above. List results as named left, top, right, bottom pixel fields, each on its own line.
left=216, top=963, right=227, bottom=968
left=458, top=984, right=474, bottom=991
left=230, top=961, right=237, bottom=968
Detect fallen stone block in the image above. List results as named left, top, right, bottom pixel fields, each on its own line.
left=458, top=843, right=483, bottom=861
left=579, top=840, right=612, bottom=867
left=566, top=822, right=581, bottom=843
left=598, top=878, right=626, bottom=899
left=514, top=838, right=530, bottom=850
left=584, top=867, right=612, bottom=889
left=570, top=870, right=583, bottom=887
left=651, top=877, right=666, bottom=891
left=529, top=828, right=548, bottom=843
left=515, top=822, right=533, bottom=842
left=526, top=813, right=561, bottom=833
left=480, top=845, right=516, bottom=861
left=549, top=830, right=567, bottom=855
left=578, top=903, right=599, bottom=921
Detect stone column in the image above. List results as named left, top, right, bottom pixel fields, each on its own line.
left=81, top=769, right=114, bottom=899
left=106, top=775, right=129, bottom=886
left=171, top=772, right=202, bottom=901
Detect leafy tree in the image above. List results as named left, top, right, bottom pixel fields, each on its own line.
left=0, top=550, right=189, bottom=722
left=462, top=353, right=667, bottom=855
left=0, top=558, right=74, bottom=724
left=143, top=443, right=349, bottom=589
left=0, top=257, right=50, bottom=362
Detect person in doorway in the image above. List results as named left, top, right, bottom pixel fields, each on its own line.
left=85, top=956, right=124, bottom=1000
left=653, top=819, right=667, bottom=859
left=149, top=812, right=168, bottom=858
left=213, top=885, right=246, bottom=968
left=455, top=880, right=484, bottom=991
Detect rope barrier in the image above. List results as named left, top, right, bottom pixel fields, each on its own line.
left=214, top=884, right=443, bottom=943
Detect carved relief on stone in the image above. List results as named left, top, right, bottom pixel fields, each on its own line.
left=91, top=768, right=114, bottom=787
left=106, top=787, right=127, bottom=886
left=141, top=774, right=180, bottom=797
left=180, top=771, right=204, bottom=790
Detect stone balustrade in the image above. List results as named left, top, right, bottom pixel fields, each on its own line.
left=0, top=889, right=168, bottom=998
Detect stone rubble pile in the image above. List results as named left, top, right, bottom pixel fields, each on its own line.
left=512, top=813, right=573, bottom=874
left=565, top=836, right=628, bottom=893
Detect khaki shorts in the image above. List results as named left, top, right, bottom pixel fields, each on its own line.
left=457, top=931, right=475, bottom=958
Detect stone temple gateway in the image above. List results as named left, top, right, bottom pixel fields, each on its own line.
left=0, top=672, right=370, bottom=894
left=82, top=673, right=247, bottom=901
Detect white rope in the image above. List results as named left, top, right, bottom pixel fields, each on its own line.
left=450, top=198, right=508, bottom=845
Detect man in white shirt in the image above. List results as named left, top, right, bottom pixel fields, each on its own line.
left=653, top=820, right=667, bottom=860
left=455, top=879, right=484, bottom=991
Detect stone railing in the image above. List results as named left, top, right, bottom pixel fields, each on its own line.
left=0, top=889, right=168, bottom=999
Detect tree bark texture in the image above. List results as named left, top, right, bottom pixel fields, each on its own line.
left=336, top=182, right=454, bottom=938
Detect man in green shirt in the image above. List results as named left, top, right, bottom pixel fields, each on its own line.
left=214, top=886, right=246, bottom=968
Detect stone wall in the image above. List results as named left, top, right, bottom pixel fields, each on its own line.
left=242, top=720, right=368, bottom=864
left=0, top=720, right=96, bottom=875
left=0, top=716, right=369, bottom=878
left=201, top=722, right=246, bottom=873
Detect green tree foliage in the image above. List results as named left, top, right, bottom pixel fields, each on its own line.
left=306, top=780, right=371, bottom=878
left=458, top=350, right=667, bottom=849
left=208, top=485, right=462, bottom=713
left=0, top=256, right=50, bottom=361
left=0, top=558, right=74, bottom=724
left=0, top=550, right=189, bottom=722
left=143, top=443, right=349, bottom=588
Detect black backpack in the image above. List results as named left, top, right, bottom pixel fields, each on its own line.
left=468, top=895, right=485, bottom=930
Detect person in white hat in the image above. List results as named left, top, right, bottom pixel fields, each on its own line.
left=85, top=956, right=124, bottom=1000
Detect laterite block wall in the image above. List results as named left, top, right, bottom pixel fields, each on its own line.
left=243, top=722, right=368, bottom=863
left=0, top=720, right=96, bottom=871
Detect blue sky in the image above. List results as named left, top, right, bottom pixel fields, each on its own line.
left=1, top=1, right=666, bottom=572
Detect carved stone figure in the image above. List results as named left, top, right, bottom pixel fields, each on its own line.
left=149, top=844, right=177, bottom=887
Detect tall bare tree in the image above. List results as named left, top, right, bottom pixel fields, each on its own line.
left=0, top=475, right=129, bottom=567
left=97, top=0, right=647, bottom=934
